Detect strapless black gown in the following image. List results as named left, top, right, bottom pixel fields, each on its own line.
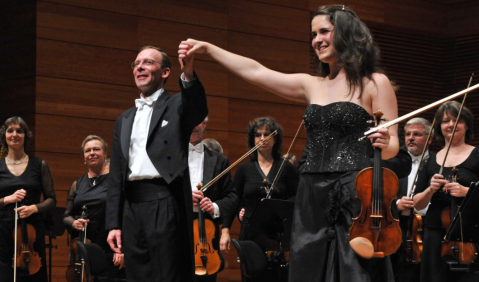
left=289, top=102, right=394, bottom=282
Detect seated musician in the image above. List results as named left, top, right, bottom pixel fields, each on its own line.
left=390, top=117, right=434, bottom=282
left=234, top=117, right=298, bottom=282
left=63, top=135, right=124, bottom=280
left=189, top=118, right=238, bottom=282
left=413, top=101, right=479, bottom=282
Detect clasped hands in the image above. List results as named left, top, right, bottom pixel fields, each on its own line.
left=429, top=174, right=467, bottom=197
left=6, top=189, right=37, bottom=218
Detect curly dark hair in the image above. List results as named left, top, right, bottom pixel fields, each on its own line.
left=433, top=100, right=474, bottom=146
left=246, top=117, right=284, bottom=161
left=0, top=116, right=33, bottom=158
left=313, top=5, right=383, bottom=98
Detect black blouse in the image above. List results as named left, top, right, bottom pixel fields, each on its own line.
left=63, top=173, right=109, bottom=251
left=414, top=147, right=479, bottom=229
left=234, top=159, right=298, bottom=233
left=0, top=157, right=56, bottom=216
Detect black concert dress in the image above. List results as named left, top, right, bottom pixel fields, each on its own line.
left=0, top=157, right=56, bottom=282
left=414, top=148, right=479, bottom=282
left=64, top=173, right=124, bottom=280
left=289, top=102, right=394, bottom=282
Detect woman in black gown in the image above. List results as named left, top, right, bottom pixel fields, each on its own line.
left=413, top=101, right=479, bottom=282
left=180, top=5, right=400, bottom=281
left=63, top=135, right=124, bottom=280
left=234, top=117, right=298, bottom=282
left=0, top=116, right=56, bottom=282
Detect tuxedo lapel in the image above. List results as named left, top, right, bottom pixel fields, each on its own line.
left=121, top=109, right=136, bottom=161
left=203, top=146, right=217, bottom=191
left=148, top=90, right=170, bottom=140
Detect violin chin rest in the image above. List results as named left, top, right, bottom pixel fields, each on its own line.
left=195, top=266, right=207, bottom=276
left=350, top=237, right=374, bottom=259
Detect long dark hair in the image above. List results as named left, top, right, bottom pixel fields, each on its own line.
left=246, top=117, right=284, bottom=161
left=0, top=116, right=33, bottom=158
left=313, top=5, right=382, bottom=98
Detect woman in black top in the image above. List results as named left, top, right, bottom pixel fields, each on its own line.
left=235, top=117, right=298, bottom=238
left=413, top=101, right=479, bottom=282
left=63, top=135, right=124, bottom=280
left=0, top=116, right=56, bottom=282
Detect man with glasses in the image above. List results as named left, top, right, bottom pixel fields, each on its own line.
left=106, top=45, right=208, bottom=282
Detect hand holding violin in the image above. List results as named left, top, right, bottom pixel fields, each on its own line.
left=368, top=127, right=391, bottom=150
left=444, top=182, right=468, bottom=197
left=199, top=197, right=214, bottom=215
left=192, top=190, right=204, bottom=207
left=4, top=189, right=26, bottom=205
left=16, top=205, right=38, bottom=219
left=397, top=196, right=414, bottom=211
left=72, top=218, right=90, bottom=231
left=429, top=174, right=447, bottom=194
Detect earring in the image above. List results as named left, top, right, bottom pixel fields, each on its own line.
left=84, top=161, right=86, bottom=165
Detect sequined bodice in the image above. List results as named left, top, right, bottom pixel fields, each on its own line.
left=302, top=102, right=374, bottom=173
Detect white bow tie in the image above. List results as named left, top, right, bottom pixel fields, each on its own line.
left=411, top=156, right=420, bottom=163
left=189, top=143, right=203, bottom=154
left=135, top=98, right=154, bottom=110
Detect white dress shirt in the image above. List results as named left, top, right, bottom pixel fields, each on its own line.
left=402, top=150, right=430, bottom=216
left=128, top=89, right=163, bottom=180
left=188, top=142, right=220, bottom=218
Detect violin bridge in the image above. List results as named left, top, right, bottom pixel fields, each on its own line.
left=370, top=215, right=383, bottom=218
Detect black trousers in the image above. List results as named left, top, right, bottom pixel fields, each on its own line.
left=123, top=177, right=192, bottom=282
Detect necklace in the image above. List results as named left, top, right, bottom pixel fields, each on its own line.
left=6, top=155, right=28, bottom=165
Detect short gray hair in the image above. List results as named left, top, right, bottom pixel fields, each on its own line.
left=81, top=135, right=108, bottom=154
left=404, top=117, right=432, bottom=136
left=203, top=138, right=223, bottom=154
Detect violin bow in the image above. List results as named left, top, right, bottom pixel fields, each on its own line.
left=407, top=117, right=436, bottom=199
left=266, top=120, right=304, bottom=199
left=438, top=73, right=473, bottom=175
left=199, top=131, right=278, bottom=193
left=14, top=201, right=18, bottom=282
left=360, top=82, right=479, bottom=141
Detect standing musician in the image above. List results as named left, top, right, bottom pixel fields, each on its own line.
left=189, top=117, right=238, bottom=282
left=179, top=5, right=399, bottom=281
left=63, top=135, right=124, bottom=280
left=413, top=101, right=479, bottom=282
left=0, top=116, right=56, bottom=282
left=106, top=45, right=208, bottom=282
left=390, top=118, right=434, bottom=282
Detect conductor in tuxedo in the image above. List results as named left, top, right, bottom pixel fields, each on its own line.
left=106, top=45, right=208, bottom=282
left=391, top=117, right=433, bottom=282
left=189, top=117, right=238, bottom=282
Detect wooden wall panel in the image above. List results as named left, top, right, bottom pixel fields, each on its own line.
left=41, top=0, right=138, bottom=15
left=139, top=0, right=228, bottom=29
left=37, top=1, right=138, bottom=50
left=228, top=0, right=310, bottom=42
left=447, top=0, right=479, bottom=36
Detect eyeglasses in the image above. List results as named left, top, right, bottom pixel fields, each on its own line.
left=254, top=132, right=271, bottom=138
left=131, top=59, right=161, bottom=69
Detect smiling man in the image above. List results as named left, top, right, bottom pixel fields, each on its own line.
left=106, top=45, right=208, bottom=282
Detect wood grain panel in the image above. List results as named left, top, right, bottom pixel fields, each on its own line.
left=37, top=1, right=138, bottom=50
left=384, top=0, right=446, bottom=34
left=229, top=32, right=310, bottom=74
left=139, top=0, right=228, bottom=29
left=138, top=18, right=229, bottom=63
left=36, top=76, right=137, bottom=120
left=36, top=39, right=136, bottom=86
left=253, top=0, right=309, bottom=10
left=40, top=0, right=138, bottom=15
left=447, top=0, right=479, bottom=36
left=228, top=0, right=310, bottom=42
left=34, top=114, right=115, bottom=155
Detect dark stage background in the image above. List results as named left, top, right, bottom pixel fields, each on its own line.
left=1, top=0, right=479, bottom=281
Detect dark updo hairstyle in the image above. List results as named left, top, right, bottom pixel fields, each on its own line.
left=246, top=117, right=284, bottom=161
left=433, top=100, right=474, bottom=146
left=0, top=116, right=33, bottom=158
left=313, top=5, right=382, bottom=98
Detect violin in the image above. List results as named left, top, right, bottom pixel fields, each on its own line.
left=193, top=211, right=223, bottom=276
left=440, top=167, right=476, bottom=264
left=66, top=206, right=93, bottom=282
left=193, top=184, right=224, bottom=276
left=12, top=202, right=42, bottom=277
left=349, top=110, right=402, bottom=259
